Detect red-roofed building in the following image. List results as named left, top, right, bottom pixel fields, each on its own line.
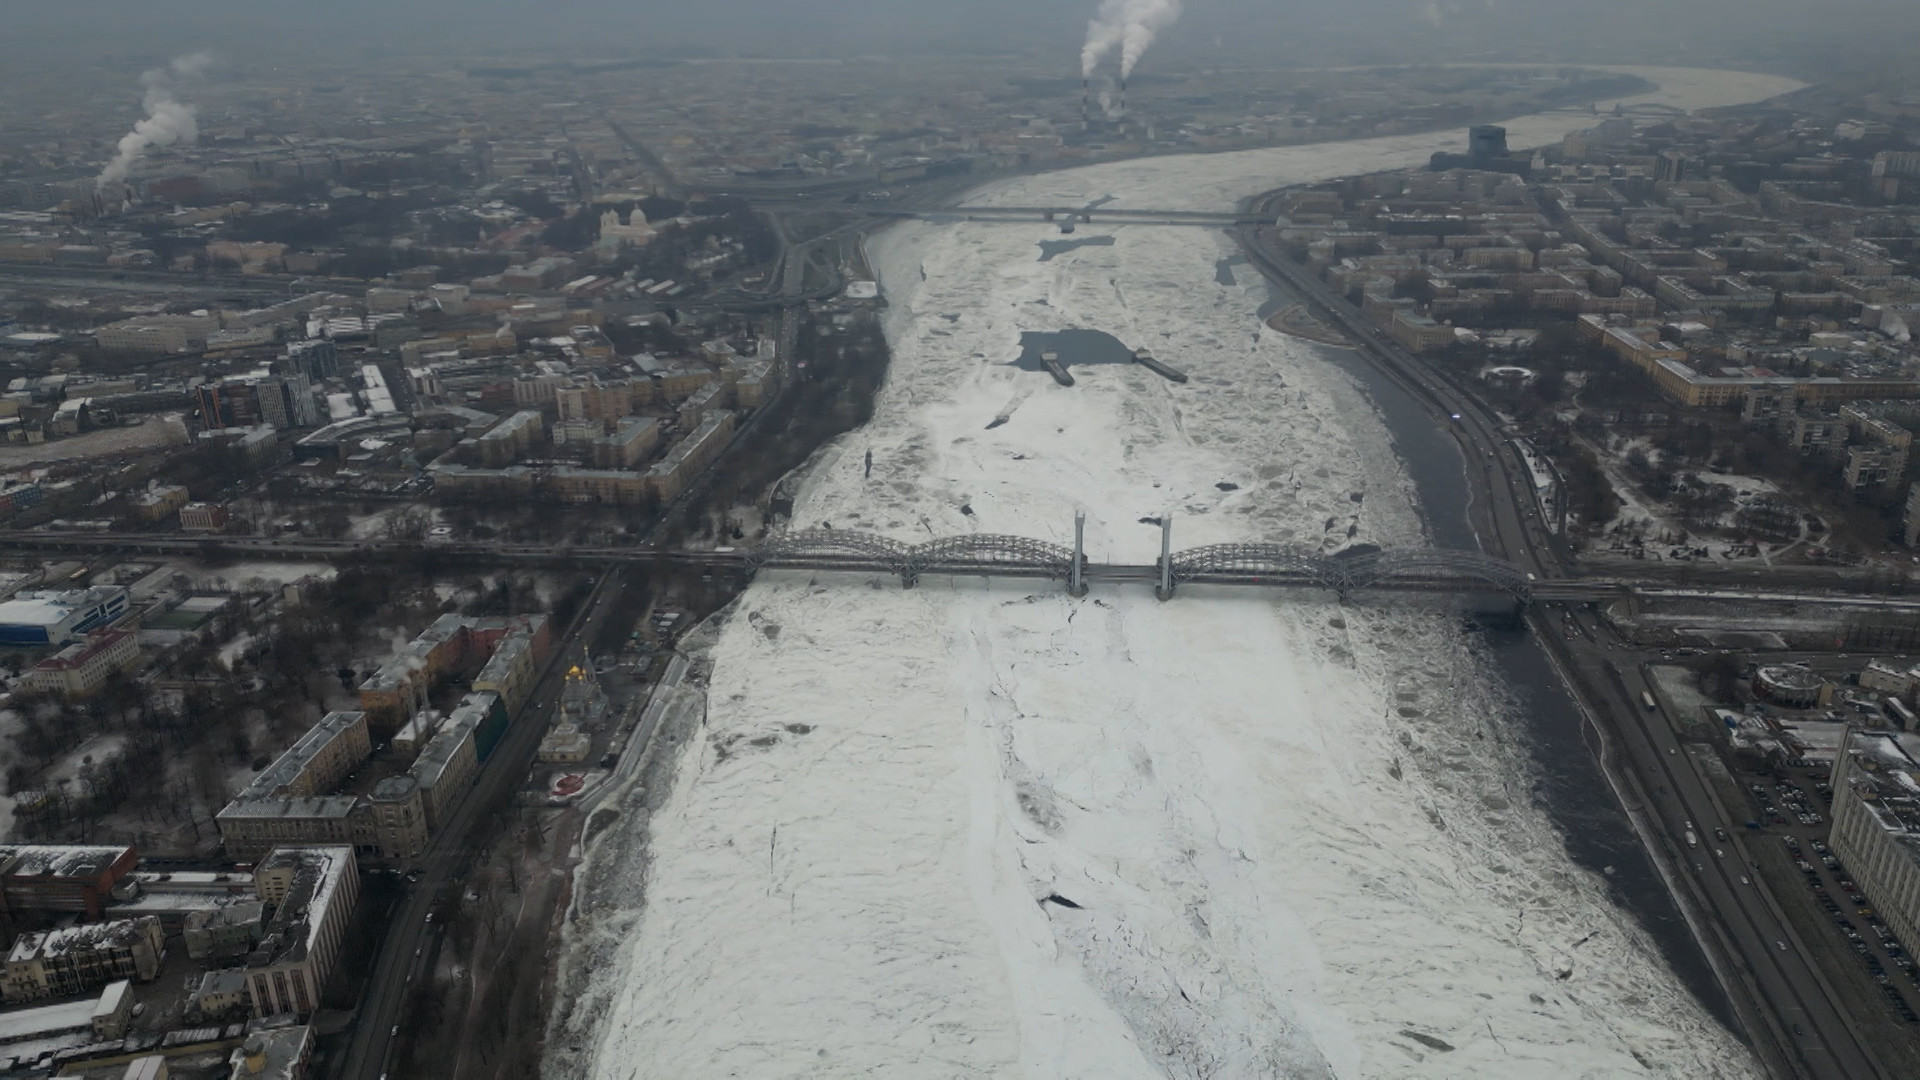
left=20, top=629, right=139, bottom=699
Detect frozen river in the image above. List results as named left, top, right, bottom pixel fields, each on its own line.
left=549, top=66, right=1804, bottom=1079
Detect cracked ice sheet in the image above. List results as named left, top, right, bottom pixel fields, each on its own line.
left=574, top=67, right=1799, bottom=1080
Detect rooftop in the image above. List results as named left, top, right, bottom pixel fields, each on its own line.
left=228, top=1021, right=312, bottom=1080
left=8, top=917, right=156, bottom=964
left=246, top=848, right=351, bottom=971
left=233, top=712, right=365, bottom=802
left=0, top=845, right=130, bottom=881
left=1841, top=730, right=1920, bottom=857
left=0, top=997, right=97, bottom=1045
left=216, top=795, right=358, bottom=822
left=32, top=629, right=133, bottom=673
left=1759, top=664, right=1826, bottom=691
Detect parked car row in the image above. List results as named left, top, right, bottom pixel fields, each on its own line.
left=1787, top=835, right=1919, bottom=1023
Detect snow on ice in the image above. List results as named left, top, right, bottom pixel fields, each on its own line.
left=548, top=67, right=1803, bottom=1079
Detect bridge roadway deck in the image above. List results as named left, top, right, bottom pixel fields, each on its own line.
left=0, top=531, right=1619, bottom=601
left=859, top=206, right=1266, bottom=227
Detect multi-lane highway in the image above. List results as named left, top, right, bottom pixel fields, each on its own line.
left=1235, top=211, right=1891, bottom=1079
left=1555, top=606, right=1886, bottom=1078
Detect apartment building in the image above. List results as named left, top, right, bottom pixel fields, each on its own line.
left=237, top=847, right=360, bottom=1018
left=1830, top=731, right=1920, bottom=961
left=1, top=918, right=164, bottom=1003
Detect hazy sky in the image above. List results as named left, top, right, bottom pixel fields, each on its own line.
left=14, top=0, right=1920, bottom=75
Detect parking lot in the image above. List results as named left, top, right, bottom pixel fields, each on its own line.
left=1744, top=764, right=1920, bottom=1027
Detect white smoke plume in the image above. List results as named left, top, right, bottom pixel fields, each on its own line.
left=1080, top=0, right=1184, bottom=80
left=97, top=52, right=214, bottom=191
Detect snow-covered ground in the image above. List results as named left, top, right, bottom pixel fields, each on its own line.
left=553, top=67, right=1801, bottom=1080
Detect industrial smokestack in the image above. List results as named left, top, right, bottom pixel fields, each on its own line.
left=1119, top=77, right=1128, bottom=132
left=1081, top=0, right=1184, bottom=83
left=1082, top=77, right=1091, bottom=131
left=97, top=52, right=213, bottom=191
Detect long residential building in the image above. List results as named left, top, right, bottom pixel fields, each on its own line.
left=647, top=410, right=737, bottom=501
left=215, top=713, right=372, bottom=861
left=0, top=917, right=163, bottom=1003
left=94, top=314, right=218, bottom=354
left=1830, top=729, right=1920, bottom=961
left=225, top=617, right=547, bottom=861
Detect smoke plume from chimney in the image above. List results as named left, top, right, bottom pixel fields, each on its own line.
left=1080, top=0, right=1184, bottom=81
left=97, top=52, right=214, bottom=191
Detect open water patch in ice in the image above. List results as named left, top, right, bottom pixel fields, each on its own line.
left=1038, top=235, right=1117, bottom=262
left=1006, top=328, right=1140, bottom=375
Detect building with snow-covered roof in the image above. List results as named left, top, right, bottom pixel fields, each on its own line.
left=0, top=917, right=163, bottom=1003
left=355, top=613, right=477, bottom=730
left=409, top=695, right=489, bottom=829
left=358, top=364, right=397, bottom=416
left=236, top=847, right=359, bottom=1018
left=0, top=587, right=128, bottom=647
left=1861, top=660, right=1913, bottom=697
left=94, top=314, right=216, bottom=354
left=183, top=900, right=267, bottom=960
left=475, top=409, right=544, bottom=468
left=0, top=845, right=136, bottom=920
left=1830, top=729, right=1920, bottom=961
left=234, top=713, right=370, bottom=803
left=20, top=628, right=140, bottom=699
left=470, top=616, right=549, bottom=715
left=227, top=1021, right=312, bottom=1078
left=0, top=979, right=129, bottom=1047
left=645, top=410, right=736, bottom=502
left=189, top=969, right=250, bottom=1020
left=1755, top=664, right=1831, bottom=709
left=90, top=977, right=131, bottom=1039
left=215, top=713, right=373, bottom=860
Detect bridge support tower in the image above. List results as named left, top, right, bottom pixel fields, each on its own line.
left=1155, top=515, right=1174, bottom=601
left=1069, top=512, right=1089, bottom=597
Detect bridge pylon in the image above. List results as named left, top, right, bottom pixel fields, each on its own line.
left=1155, top=515, right=1174, bottom=601
left=1069, top=512, right=1089, bottom=597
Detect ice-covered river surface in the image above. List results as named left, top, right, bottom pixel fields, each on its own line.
left=550, top=67, right=1803, bottom=1079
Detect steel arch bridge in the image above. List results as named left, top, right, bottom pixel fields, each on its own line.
left=747, top=527, right=1533, bottom=600
left=1168, top=543, right=1340, bottom=585
left=1171, top=542, right=1532, bottom=598
left=751, top=530, right=1078, bottom=585
left=911, top=534, right=1077, bottom=578
left=750, top=529, right=915, bottom=574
